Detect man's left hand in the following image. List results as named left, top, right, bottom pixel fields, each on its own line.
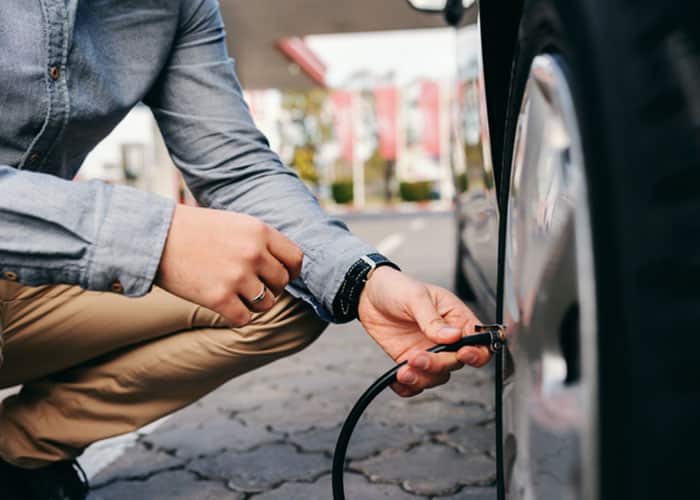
left=358, top=267, right=491, bottom=397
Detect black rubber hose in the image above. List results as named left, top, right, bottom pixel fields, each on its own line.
left=332, top=332, right=495, bottom=500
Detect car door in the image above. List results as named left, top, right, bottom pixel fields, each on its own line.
left=451, top=21, right=500, bottom=322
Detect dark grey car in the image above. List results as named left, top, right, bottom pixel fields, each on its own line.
left=408, top=1, right=700, bottom=499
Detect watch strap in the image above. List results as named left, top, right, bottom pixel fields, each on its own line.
left=332, top=253, right=400, bottom=322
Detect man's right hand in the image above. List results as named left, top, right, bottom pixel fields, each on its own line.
left=156, top=204, right=303, bottom=326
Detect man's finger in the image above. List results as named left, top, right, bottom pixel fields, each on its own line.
left=390, top=382, right=423, bottom=398
left=266, top=228, right=303, bottom=280
left=215, top=295, right=253, bottom=327
left=407, top=351, right=463, bottom=375
left=456, top=345, right=492, bottom=367
left=410, top=288, right=462, bottom=344
left=258, top=251, right=291, bottom=296
left=239, top=278, right=276, bottom=313
left=397, top=365, right=451, bottom=391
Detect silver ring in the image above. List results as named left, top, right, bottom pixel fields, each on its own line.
left=250, top=284, right=267, bottom=304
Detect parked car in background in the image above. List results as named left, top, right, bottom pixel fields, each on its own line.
left=407, top=1, right=700, bottom=499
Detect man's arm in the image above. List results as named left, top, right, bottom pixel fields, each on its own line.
left=145, top=0, right=491, bottom=395
left=143, top=0, right=376, bottom=321
left=0, top=165, right=173, bottom=295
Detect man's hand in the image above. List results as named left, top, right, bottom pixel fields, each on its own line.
left=156, top=204, right=303, bottom=326
left=358, top=267, right=491, bottom=397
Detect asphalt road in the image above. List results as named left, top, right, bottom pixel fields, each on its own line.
left=85, top=212, right=497, bottom=500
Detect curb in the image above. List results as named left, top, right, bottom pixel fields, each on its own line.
left=325, top=200, right=453, bottom=217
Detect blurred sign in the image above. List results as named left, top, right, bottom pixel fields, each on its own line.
left=374, top=86, right=398, bottom=161
left=420, top=81, right=441, bottom=158
left=330, top=90, right=355, bottom=163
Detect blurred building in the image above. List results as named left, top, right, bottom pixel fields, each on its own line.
left=80, top=1, right=479, bottom=209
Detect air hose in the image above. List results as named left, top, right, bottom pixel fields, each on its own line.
left=332, top=324, right=506, bottom=500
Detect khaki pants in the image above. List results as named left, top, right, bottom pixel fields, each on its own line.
left=0, top=281, right=327, bottom=468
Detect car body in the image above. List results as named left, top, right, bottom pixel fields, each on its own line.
left=449, top=0, right=521, bottom=321
left=447, top=5, right=588, bottom=498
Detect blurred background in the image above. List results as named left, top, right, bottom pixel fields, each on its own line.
left=79, top=0, right=483, bottom=212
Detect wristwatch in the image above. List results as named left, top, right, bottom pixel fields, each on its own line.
left=332, top=253, right=400, bottom=322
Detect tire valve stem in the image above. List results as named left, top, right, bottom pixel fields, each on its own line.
left=475, top=323, right=507, bottom=352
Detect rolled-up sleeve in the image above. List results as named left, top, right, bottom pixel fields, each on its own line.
left=144, top=0, right=375, bottom=321
left=0, top=165, right=174, bottom=296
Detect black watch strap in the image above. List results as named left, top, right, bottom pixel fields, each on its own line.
left=332, top=253, right=400, bottom=323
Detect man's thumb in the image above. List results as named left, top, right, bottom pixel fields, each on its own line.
left=411, top=289, right=461, bottom=344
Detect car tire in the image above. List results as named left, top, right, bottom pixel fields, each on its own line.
left=497, top=1, right=700, bottom=499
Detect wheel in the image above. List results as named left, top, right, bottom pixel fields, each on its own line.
left=497, top=1, right=700, bottom=499
left=500, top=52, right=596, bottom=500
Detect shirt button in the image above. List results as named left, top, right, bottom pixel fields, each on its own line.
left=29, top=152, right=41, bottom=164
left=110, top=281, right=125, bottom=294
left=49, top=66, right=60, bottom=81
left=2, top=271, right=18, bottom=281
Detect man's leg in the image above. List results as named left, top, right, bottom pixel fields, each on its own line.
left=0, top=282, right=326, bottom=468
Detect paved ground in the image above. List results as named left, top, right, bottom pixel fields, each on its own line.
left=84, top=212, right=497, bottom=499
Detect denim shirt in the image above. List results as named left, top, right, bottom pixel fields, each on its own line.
left=0, top=0, right=375, bottom=322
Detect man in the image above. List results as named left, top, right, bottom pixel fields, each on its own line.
left=0, top=1, right=490, bottom=498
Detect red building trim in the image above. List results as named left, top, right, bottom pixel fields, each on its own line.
left=276, top=37, right=327, bottom=87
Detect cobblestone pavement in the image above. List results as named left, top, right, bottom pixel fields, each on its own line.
left=85, top=213, right=497, bottom=499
